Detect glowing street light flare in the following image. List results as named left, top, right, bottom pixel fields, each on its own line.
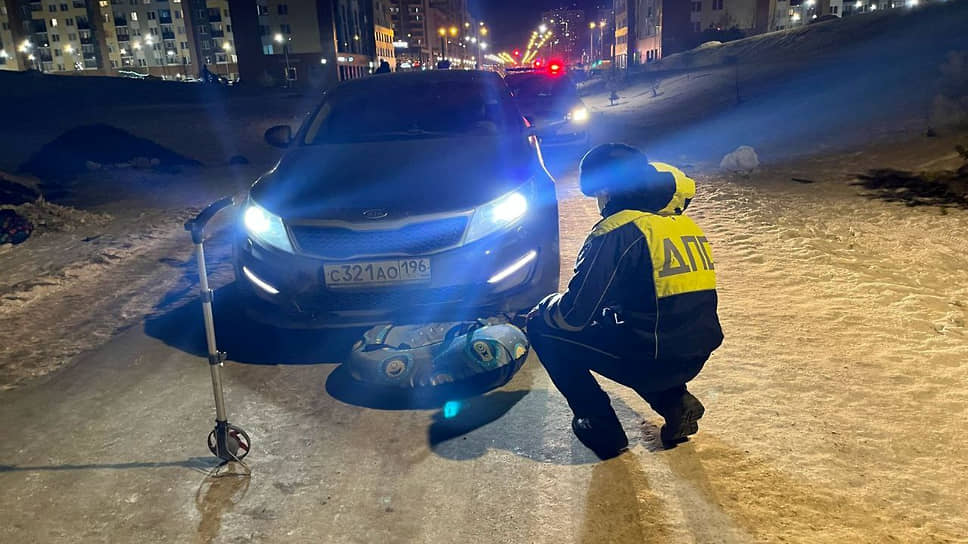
left=539, top=24, right=548, bottom=34
left=274, top=33, right=284, bottom=43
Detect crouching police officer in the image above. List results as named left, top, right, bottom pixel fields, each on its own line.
left=527, top=143, right=723, bottom=459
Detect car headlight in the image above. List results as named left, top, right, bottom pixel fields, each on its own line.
left=243, top=198, right=294, bottom=252
left=568, top=106, right=589, bottom=123
left=465, top=191, right=528, bottom=244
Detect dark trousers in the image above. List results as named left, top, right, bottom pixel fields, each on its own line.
left=527, top=315, right=706, bottom=421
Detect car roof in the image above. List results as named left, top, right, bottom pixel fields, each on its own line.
left=332, top=70, right=506, bottom=93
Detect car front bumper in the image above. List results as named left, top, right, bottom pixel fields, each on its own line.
left=535, top=119, right=589, bottom=146
left=234, top=219, right=560, bottom=328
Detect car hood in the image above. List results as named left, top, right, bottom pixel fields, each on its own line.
left=250, top=135, right=534, bottom=222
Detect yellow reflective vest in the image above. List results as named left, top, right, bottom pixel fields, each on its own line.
left=543, top=163, right=723, bottom=360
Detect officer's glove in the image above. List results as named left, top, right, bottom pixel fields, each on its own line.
left=527, top=293, right=559, bottom=324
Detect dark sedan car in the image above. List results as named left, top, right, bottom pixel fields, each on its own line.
left=505, top=68, right=590, bottom=147
left=235, top=70, right=560, bottom=327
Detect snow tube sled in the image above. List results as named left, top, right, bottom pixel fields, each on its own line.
left=346, top=320, right=530, bottom=388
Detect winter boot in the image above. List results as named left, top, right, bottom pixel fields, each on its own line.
left=657, top=391, right=705, bottom=446
left=572, top=416, right=629, bottom=460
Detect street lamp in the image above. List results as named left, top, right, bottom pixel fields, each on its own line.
left=19, top=40, right=37, bottom=70
left=274, top=33, right=291, bottom=87
left=475, top=24, right=488, bottom=69
left=221, top=41, right=231, bottom=78
left=164, top=49, right=174, bottom=78
left=63, top=44, right=75, bottom=71
left=438, top=27, right=447, bottom=60
left=143, top=35, right=155, bottom=71
left=539, top=24, right=548, bottom=34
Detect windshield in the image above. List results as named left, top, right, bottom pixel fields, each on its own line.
left=303, top=78, right=526, bottom=144
left=506, top=74, right=578, bottom=101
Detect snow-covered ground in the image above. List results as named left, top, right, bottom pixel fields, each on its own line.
left=0, top=166, right=259, bottom=389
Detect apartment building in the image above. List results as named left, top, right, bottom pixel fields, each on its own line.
left=110, top=0, right=195, bottom=77
left=389, top=0, right=468, bottom=69
left=635, top=0, right=661, bottom=63
left=614, top=0, right=662, bottom=68
left=232, top=0, right=391, bottom=86
left=373, top=0, right=394, bottom=69
left=6, top=0, right=101, bottom=73
left=695, top=0, right=932, bottom=36
left=614, top=0, right=627, bottom=67
left=390, top=0, right=429, bottom=67
left=188, top=0, right=238, bottom=78
left=1, top=1, right=26, bottom=70
left=1, top=0, right=238, bottom=78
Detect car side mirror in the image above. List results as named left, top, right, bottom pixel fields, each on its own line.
left=264, top=125, right=292, bottom=148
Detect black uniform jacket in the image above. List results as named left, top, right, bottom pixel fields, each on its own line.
left=539, top=162, right=724, bottom=361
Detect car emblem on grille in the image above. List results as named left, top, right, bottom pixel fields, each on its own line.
left=362, top=209, right=389, bottom=220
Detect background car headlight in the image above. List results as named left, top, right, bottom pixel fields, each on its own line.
left=568, top=107, right=590, bottom=123
left=243, top=198, right=294, bottom=252
left=465, top=191, right=528, bottom=244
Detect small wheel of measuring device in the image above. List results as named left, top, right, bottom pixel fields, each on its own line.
left=208, top=424, right=252, bottom=461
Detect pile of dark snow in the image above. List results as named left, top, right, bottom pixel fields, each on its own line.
left=18, top=124, right=200, bottom=181
left=0, top=177, right=40, bottom=206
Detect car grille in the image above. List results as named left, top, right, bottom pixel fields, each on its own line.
left=289, top=217, right=468, bottom=260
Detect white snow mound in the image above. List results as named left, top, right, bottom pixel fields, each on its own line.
left=720, top=146, right=760, bottom=173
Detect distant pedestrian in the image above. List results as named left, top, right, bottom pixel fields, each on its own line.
left=374, top=60, right=391, bottom=74
left=527, top=143, right=723, bottom=459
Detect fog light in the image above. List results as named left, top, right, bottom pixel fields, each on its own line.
left=242, top=266, right=279, bottom=295
left=488, top=250, right=537, bottom=284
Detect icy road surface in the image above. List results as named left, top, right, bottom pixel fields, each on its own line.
left=1, top=142, right=967, bottom=543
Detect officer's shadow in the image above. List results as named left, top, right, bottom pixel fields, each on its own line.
left=426, top=365, right=667, bottom=465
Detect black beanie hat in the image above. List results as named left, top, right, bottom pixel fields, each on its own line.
left=579, top=143, right=658, bottom=197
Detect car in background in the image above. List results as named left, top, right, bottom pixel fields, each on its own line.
left=505, top=64, right=591, bottom=148
left=235, top=70, right=560, bottom=327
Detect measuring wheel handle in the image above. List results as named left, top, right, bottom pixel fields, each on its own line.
left=185, top=197, right=234, bottom=243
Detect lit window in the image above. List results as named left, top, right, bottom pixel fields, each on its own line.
left=51, top=18, right=58, bottom=27
left=131, top=11, right=137, bottom=21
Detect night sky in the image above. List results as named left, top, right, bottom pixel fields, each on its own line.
left=471, top=0, right=599, bottom=52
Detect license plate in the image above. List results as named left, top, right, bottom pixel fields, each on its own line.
left=323, top=259, right=431, bottom=288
